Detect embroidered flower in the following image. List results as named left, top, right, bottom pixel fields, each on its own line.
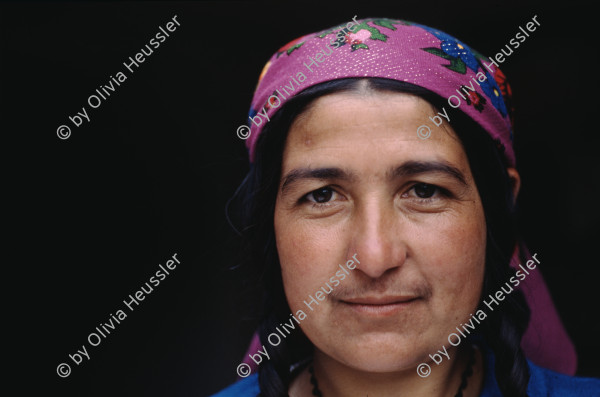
left=493, top=68, right=512, bottom=99
left=460, top=85, right=487, bottom=112
left=492, top=68, right=514, bottom=137
left=320, top=19, right=406, bottom=52
left=348, top=29, right=372, bottom=44
left=344, top=29, right=372, bottom=50
left=264, top=90, right=281, bottom=111
left=416, top=24, right=479, bottom=74
left=479, top=72, right=508, bottom=117
left=440, top=41, right=479, bottom=72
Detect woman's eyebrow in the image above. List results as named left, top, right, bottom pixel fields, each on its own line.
left=388, top=160, right=467, bottom=185
left=280, top=161, right=467, bottom=194
left=280, top=167, right=356, bottom=193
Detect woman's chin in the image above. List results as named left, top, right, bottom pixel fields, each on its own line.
left=328, top=346, right=425, bottom=374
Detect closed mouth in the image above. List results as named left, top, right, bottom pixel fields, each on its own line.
left=342, top=295, right=419, bottom=305
left=340, top=295, right=420, bottom=316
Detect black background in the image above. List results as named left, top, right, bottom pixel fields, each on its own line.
left=2, top=1, right=599, bottom=396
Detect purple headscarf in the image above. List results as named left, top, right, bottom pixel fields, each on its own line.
left=241, top=17, right=576, bottom=375
left=246, top=17, right=514, bottom=166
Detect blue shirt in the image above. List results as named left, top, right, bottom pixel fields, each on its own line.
left=211, top=352, right=600, bottom=396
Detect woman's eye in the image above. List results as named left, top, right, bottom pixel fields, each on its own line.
left=306, top=187, right=335, bottom=203
left=411, top=183, right=438, bottom=199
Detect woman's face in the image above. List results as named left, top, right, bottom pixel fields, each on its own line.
left=273, top=90, right=486, bottom=372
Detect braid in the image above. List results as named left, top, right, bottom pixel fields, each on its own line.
left=258, top=311, right=290, bottom=397
left=481, top=238, right=531, bottom=397
left=453, top=87, right=531, bottom=395
left=487, top=309, right=530, bottom=396
left=257, top=288, right=313, bottom=397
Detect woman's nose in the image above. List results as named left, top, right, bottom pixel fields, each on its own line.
left=351, top=200, right=407, bottom=279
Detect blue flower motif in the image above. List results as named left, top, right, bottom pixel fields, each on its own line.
left=415, top=24, right=480, bottom=72
left=479, top=72, right=508, bottom=117
left=439, top=41, right=479, bottom=72
left=414, top=23, right=509, bottom=117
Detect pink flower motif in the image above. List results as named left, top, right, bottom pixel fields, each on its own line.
left=347, top=29, right=371, bottom=44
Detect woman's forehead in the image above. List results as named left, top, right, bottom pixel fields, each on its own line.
left=282, top=92, right=469, bottom=176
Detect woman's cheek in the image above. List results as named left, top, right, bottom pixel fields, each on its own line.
left=414, top=209, right=485, bottom=295
left=276, top=222, right=327, bottom=299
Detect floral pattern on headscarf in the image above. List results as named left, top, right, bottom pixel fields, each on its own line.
left=246, top=18, right=516, bottom=165
left=417, top=23, right=511, bottom=119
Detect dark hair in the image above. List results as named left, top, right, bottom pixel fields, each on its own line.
left=229, top=78, right=531, bottom=397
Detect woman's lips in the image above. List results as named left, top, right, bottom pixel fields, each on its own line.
left=341, top=296, right=420, bottom=316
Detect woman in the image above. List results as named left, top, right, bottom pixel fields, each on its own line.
left=215, top=18, right=600, bottom=396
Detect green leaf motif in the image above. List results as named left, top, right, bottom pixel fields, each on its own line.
left=421, top=47, right=467, bottom=74
left=422, top=47, right=453, bottom=60
left=276, top=42, right=305, bottom=58
left=371, top=19, right=407, bottom=30
left=316, top=24, right=345, bottom=38
left=445, top=57, right=467, bottom=74
left=286, top=42, right=304, bottom=55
